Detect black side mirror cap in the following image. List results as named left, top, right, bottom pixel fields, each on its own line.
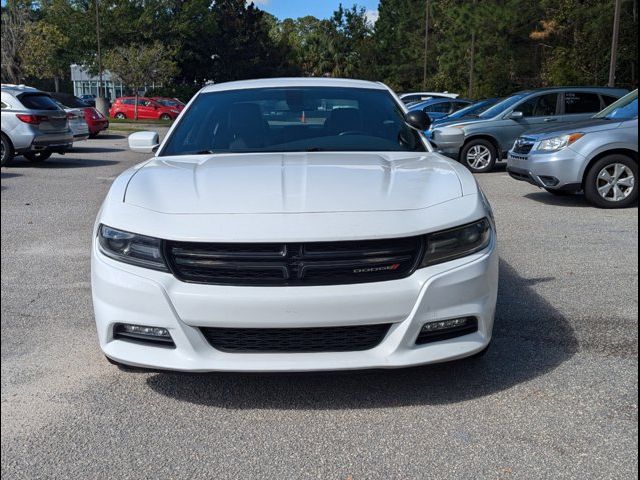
left=405, top=110, right=432, bottom=131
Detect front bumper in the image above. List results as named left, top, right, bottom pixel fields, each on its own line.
left=507, top=149, right=585, bottom=191
left=92, top=237, right=499, bottom=372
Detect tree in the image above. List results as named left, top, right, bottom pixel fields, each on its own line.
left=104, top=42, right=178, bottom=119
left=0, top=0, right=30, bottom=84
left=22, top=22, right=70, bottom=92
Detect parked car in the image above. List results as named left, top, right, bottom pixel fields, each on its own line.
left=507, top=89, right=638, bottom=208
left=430, top=87, right=628, bottom=173
left=93, top=78, right=498, bottom=372
left=151, top=96, right=186, bottom=112
left=1, top=84, right=73, bottom=166
left=409, top=97, right=472, bottom=121
left=400, top=91, right=460, bottom=104
left=79, top=94, right=96, bottom=107
left=53, top=100, right=89, bottom=142
left=109, top=97, right=180, bottom=121
left=49, top=92, right=109, bottom=138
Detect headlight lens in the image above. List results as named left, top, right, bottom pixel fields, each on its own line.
left=538, top=133, right=584, bottom=152
left=420, top=218, right=492, bottom=268
left=98, top=225, right=168, bottom=271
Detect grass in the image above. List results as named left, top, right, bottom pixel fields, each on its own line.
left=107, top=117, right=173, bottom=133
left=108, top=117, right=173, bottom=125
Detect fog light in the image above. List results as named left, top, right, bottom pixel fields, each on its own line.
left=416, top=317, right=478, bottom=345
left=114, top=323, right=174, bottom=346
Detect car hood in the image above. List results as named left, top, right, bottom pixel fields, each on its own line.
left=522, top=118, right=623, bottom=138
left=124, top=152, right=464, bottom=214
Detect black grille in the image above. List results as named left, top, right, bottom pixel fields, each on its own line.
left=200, top=324, right=392, bottom=353
left=165, top=237, right=423, bottom=286
left=512, top=137, right=535, bottom=155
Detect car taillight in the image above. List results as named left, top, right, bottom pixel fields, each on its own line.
left=16, top=114, right=48, bottom=125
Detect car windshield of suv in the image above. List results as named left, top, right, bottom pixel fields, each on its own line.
left=17, top=93, right=61, bottom=111
left=447, top=98, right=499, bottom=119
left=594, top=90, right=638, bottom=120
left=161, top=87, right=426, bottom=156
left=478, top=94, right=527, bottom=119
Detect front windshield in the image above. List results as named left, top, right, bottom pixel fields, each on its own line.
left=448, top=98, right=499, bottom=119
left=594, top=90, right=638, bottom=120
left=479, top=94, right=527, bottom=118
left=161, top=87, right=426, bottom=156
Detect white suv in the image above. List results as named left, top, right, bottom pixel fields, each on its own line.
left=1, top=84, right=73, bottom=167
left=92, top=78, right=498, bottom=372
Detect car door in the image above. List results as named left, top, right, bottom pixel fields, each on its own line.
left=137, top=98, right=158, bottom=119
left=558, top=91, right=604, bottom=124
left=498, top=92, right=560, bottom=151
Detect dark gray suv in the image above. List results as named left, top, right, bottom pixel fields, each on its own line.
left=429, top=87, right=628, bottom=173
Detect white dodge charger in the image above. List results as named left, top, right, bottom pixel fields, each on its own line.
left=91, top=78, right=498, bottom=372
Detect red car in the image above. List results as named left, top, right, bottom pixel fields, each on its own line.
left=151, top=97, right=186, bottom=112
left=49, top=92, right=109, bottom=138
left=109, top=97, right=180, bottom=121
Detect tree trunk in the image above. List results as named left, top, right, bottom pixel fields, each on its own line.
left=54, top=76, right=60, bottom=93
left=469, top=0, right=477, bottom=98
left=134, top=91, right=139, bottom=121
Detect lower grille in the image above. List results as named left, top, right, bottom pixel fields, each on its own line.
left=200, top=324, right=392, bottom=353
left=165, top=237, right=423, bottom=286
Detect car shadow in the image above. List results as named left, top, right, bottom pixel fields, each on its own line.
left=70, top=146, right=125, bottom=154
left=524, top=191, right=638, bottom=209
left=146, top=260, right=577, bottom=409
left=8, top=157, right=119, bottom=169
left=1, top=171, right=22, bottom=179
left=92, top=134, right=125, bottom=140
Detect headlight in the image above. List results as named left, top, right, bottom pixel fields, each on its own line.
left=98, top=225, right=168, bottom=271
left=420, top=218, right=492, bottom=268
left=538, top=133, right=584, bottom=152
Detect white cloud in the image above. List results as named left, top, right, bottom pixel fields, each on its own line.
left=365, top=9, right=379, bottom=25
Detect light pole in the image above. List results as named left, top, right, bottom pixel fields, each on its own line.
left=608, top=0, right=622, bottom=87
left=422, top=0, right=430, bottom=89
left=95, top=0, right=103, bottom=98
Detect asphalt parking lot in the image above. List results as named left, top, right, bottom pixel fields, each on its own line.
left=1, top=134, right=638, bottom=479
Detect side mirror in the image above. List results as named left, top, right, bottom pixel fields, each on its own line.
left=405, top=110, right=432, bottom=131
left=128, top=131, right=159, bottom=153
left=508, top=111, right=524, bottom=120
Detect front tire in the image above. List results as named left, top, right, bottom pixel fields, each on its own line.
left=160, top=113, right=172, bottom=121
left=114, top=112, right=126, bottom=120
left=1, top=133, right=14, bottom=167
left=460, top=139, right=497, bottom=173
left=23, top=151, right=53, bottom=163
left=584, top=155, right=638, bottom=209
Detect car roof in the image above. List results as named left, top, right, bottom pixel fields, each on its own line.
left=1, top=84, right=44, bottom=94
left=199, top=77, right=388, bottom=94
left=512, top=86, right=628, bottom=96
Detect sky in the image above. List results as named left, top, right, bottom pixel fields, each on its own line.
left=252, top=0, right=381, bottom=22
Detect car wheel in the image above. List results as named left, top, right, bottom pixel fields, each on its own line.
left=160, top=113, right=172, bottom=121
left=1, top=133, right=14, bottom=167
left=114, top=112, right=126, bottom=120
left=584, top=155, right=638, bottom=209
left=89, top=132, right=100, bottom=139
left=23, top=151, right=53, bottom=163
left=461, top=139, right=497, bottom=173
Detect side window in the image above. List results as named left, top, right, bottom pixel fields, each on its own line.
left=518, top=93, right=559, bottom=117
left=123, top=99, right=135, bottom=105
left=1, top=101, right=8, bottom=109
left=564, top=92, right=601, bottom=114
left=425, top=102, right=451, bottom=113
left=602, top=95, right=620, bottom=107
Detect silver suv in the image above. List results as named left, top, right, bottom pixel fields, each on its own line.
left=507, top=90, right=638, bottom=209
left=430, top=87, right=628, bottom=173
left=1, top=84, right=73, bottom=167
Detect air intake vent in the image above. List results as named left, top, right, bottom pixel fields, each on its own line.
left=200, top=324, right=392, bottom=353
